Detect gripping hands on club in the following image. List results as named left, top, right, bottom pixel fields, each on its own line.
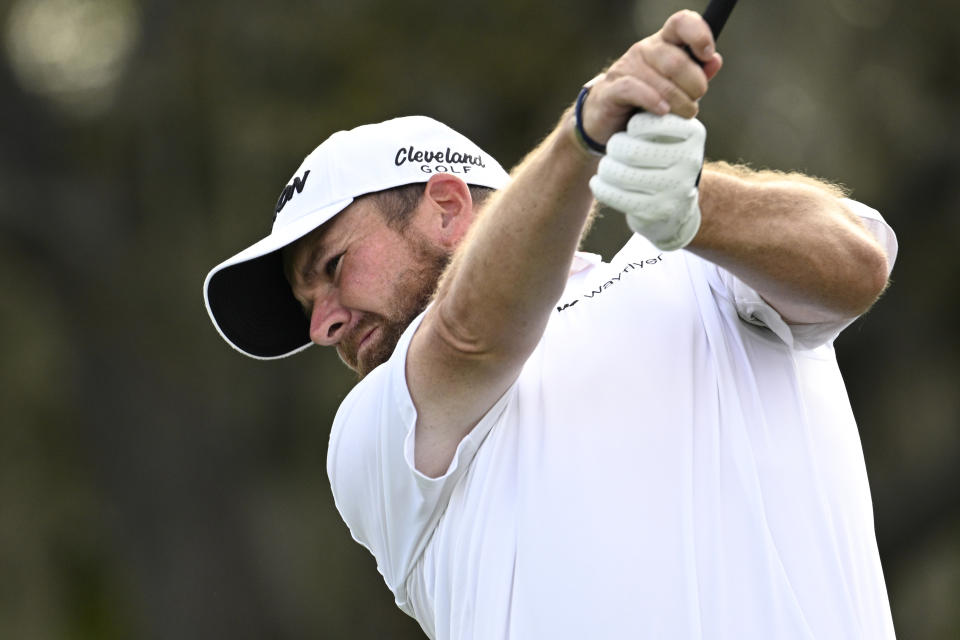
left=573, top=10, right=720, bottom=250
left=590, top=113, right=706, bottom=251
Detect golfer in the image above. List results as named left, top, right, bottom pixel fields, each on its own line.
left=204, top=10, right=896, bottom=639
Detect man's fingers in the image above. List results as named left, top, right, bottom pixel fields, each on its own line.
left=589, top=176, right=653, bottom=214
left=660, top=9, right=715, bottom=62
left=625, top=111, right=705, bottom=141
left=702, top=52, right=723, bottom=81
left=597, top=159, right=674, bottom=191
left=602, top=114, right=705, bottom=170
left=639, top=37, right=709, bottom=105
left=575, top=9, right=719, bottom=141
left=604, top=64, right=699, bottom=119
left=602, top=75, right=672, bottom=117
left=605, top=136, right=689, bottom=170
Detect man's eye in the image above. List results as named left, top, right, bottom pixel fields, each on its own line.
left=324, top=253, right=344, bottom=278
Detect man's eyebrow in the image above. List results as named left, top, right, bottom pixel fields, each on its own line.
left=286, top=231, right=324, bottom=290
left=298, top=240, right=326, bottom=287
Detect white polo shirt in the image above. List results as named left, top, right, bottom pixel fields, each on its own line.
left=327, top=200, right=898, bottom=640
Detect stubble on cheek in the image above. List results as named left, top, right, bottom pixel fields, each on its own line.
left=352, top=323, right=403, bottom=379
left=348, top=245, right=450, bottom=379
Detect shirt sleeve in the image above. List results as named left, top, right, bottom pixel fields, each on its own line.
left=704, top=198, right=898, bottom=350
left=326, top=310, right=512, bottom=605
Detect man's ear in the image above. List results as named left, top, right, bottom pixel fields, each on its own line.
left=421, top=173, right=473, bottom=247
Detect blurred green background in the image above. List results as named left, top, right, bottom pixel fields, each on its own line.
left=1, top=0, right=957, bottom=637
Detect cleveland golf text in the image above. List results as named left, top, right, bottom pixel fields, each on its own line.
left=395, top=146, right=486, bottom=175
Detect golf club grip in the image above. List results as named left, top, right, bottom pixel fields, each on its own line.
left=584, top=0, right=740, bottom=148
left=702, top=0, right=738, bottom=41
left=683, top=0, right=739, bottom=66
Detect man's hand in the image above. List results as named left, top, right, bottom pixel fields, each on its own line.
left=590, top=112, right=706, bottom=251
left=579, top=10, right=722, bottom=145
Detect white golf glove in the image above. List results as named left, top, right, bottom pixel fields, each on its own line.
left=589, top=112, right=706, bottom=251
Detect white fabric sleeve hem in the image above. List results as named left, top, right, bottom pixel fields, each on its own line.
left=393, top=321, right=513, bottom=487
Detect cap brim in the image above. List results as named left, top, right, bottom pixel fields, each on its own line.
left=203, top=197, right=353, bottom=359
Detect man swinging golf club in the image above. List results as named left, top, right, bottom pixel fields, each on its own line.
left=205, top=9, right=897, bottom=639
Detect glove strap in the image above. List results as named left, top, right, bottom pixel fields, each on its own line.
left=574, top=86, right=606, bottom=156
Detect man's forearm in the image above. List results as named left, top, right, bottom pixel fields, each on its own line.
left=408, top=114, right=598, bottom=477
left=430, top=112, right=598, bottom=363
left=407, top=11, right=720, bottom=477
left=690, top=163, right=889, bottom=324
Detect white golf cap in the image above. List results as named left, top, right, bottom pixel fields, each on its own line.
left=203, top=115, right=510, bottom=359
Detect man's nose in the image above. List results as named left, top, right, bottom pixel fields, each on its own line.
left=308, top=294, right=351, bottom=346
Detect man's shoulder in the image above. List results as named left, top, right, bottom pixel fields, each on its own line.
left=332, top=362, right=392, bottom=434
left=331, top=310, right=426, bottom=440
left=326, top=361, right=405, bottom=505
left=328, top=303, right=424, bottom=441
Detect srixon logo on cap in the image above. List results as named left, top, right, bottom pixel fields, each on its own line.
left=273, top=170, right=311, bottom=220
left=394, top=146, right=486, bottom=175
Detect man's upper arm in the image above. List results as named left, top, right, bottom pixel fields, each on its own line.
left=405, top=300, right=528, bottom=478
left=707, top=199, right=897, bottom=350
left=328, top=311, right=513, bottom=595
